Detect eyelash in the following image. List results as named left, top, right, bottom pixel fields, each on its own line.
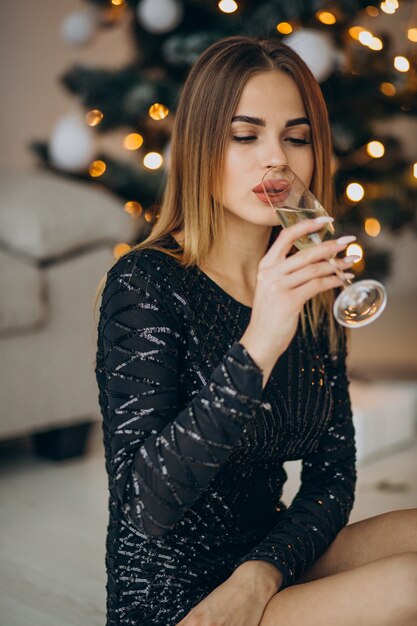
left=232, top=136, right=311, bottom=145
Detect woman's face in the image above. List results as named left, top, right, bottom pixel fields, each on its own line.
left=222, top=70, right=314, bottom=227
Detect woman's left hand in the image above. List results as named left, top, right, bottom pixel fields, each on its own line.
left=175, top=561, right=282, bottom=626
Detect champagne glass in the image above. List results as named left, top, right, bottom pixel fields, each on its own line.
left=260, top=165, right=387, bottom=328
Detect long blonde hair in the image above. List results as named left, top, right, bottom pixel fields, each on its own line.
left=94, top=36, right=345, bottom=355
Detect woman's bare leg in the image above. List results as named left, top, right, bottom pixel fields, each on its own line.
left=298, top=508, right=417, bottom=583
left=260, top=553, right=417, bottom=626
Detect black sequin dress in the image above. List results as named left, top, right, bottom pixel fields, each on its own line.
left=95, top=235, right=357, bottom=625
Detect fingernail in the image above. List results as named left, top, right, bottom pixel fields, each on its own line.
left=337, top=235, right=357, bottom=245
left=343, top=255, right=361, bottom=263
left=314, top=216, right=334, bottom=224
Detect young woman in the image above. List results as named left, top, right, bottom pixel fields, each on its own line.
left=94, top=36, right=417, bottom=626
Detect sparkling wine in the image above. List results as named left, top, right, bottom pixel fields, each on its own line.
left=275, top=203, right=336, bottom=250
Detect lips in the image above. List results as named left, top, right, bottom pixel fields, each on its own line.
left=252, top=178, right=291, bottom=205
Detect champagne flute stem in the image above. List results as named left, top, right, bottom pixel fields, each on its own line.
left=327, top=256, right=353, bottom=289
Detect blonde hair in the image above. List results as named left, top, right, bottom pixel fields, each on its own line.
left=94, top=35, right=346, bottom=355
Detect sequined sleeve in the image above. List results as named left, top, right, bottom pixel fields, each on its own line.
left=234, top=327, right=357, bottom=588
left=96, top=251, right=263, bottom=538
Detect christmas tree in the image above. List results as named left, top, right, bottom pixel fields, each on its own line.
left=31, top=0, right=417, bottom=280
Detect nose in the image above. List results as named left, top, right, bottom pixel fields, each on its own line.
left=260, top=137, right=288, bottom=170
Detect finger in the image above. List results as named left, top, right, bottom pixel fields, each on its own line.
left=261, top=217, right=335, bottom=266
left=294, top=274, right=345, bottom=304
left=282, top=236, right=357, bottom=274
left=284, top=261, right=355, bottom=289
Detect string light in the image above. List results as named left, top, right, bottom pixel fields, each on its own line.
left=316, top=11, right=337, bottom=25
left=408, top=28, right=417, bottom=42
left=366, top=6, right=379, bottom=16
left=380, top=1, right=398, bottom=14
left=148, top=103, right=169, bottom=120
left=89, top=160, right=106, bottom=177
left=277, top=22, right=293, bottom=34
left=380, top=82, right=396, bottom=96
left=124, top=133, right=144, bottom=150
left=86, top=109, right=103, bottom=126
left=218, top=0, right=238, bottom=13
left=111, top=0, right=125, bottom=5
left=394, top=56, right=410, bottom=72
left=346, top=182, right=365, bottom=202
left=368, top=37, right=383, bottom=50
left=349, top=26, right=364, bottom=40
left=143, top=152, right=163, bottom=169
left=413, top=163, right=417, bottom=178
left=346, top=243, right=364, bottom=262
left=366, top=141, right=385, bottom=158
left=113, top=243, right=131, bottom=258
left=358, top=30, right=374, bottom=46
left=124, top=201, right=143, bottom=217
left=365, top=218, right=381, bottom=237
left=144, top=209, right=155, bottom=223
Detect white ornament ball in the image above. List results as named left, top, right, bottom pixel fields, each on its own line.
left=285, top=29, right=336, bottom=82
left=61, top=8, right=99, bottom=46
left=49, top=113, right=95, bottom=172
left=136, top=0, right=183, bottom=34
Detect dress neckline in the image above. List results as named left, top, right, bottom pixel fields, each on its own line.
left=165, top=233, right=253, bottom=312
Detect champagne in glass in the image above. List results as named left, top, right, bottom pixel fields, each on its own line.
left=260, top=165, right=387, bottom=328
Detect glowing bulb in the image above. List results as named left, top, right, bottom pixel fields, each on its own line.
left=394, top=56, right=410, bottom=72
left=368, top=37, right=383, bottom=50
left=124, top=133, right=144, bottom=150
left=148, top=103, right=169, bottom=121
left=111, top=0, right=125, bottom=5
left=316, top=11, right=337, bottom=25
left=366, top=6, right=379, bottom=16
left=379, top=82, right=396, bottom=96
left=346, top=243, right=363, bottom=261
left=346, top=182, right=365, bottom=202
left=408, top=28, right=417, bottom=42
left=218, top=0, right=238, bottom=13
left=144, top=209, right=155, bottom=223
left=364, top=218, right=381, bottom=237
left=413, top=163, right=417, bottom=178
left=86, top=109, right=103, bottom=127
left=366, top=141, right=385, bottom=158
left=277, top=22, right=293, bottom=34
left=358, top=30, right=374, bottom=46
left=124, top=201, right=143, bottom=217
left=143, top=152, right=163, bottom=170
left=380, top=1, right=396, bottom=14
left=113, top=243, right=131, bottom=258
left=349, top=26, right=364, bottom=40
left=89, top=160, right=106, bottom=177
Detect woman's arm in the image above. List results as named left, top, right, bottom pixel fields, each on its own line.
left=233, top=326, right=357, bottom=588
left=96, top=250, right=264, bottom=538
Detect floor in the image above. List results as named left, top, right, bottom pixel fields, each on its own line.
left=0, top=427, right=416, bottom=626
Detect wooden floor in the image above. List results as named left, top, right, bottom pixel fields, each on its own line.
left=1, top=426, right=416, bottom=626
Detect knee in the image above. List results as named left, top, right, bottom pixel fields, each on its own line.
left=386, top=553, right=417, bottom=619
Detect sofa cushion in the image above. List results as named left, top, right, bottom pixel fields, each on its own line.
left=0, top=248, right=46, bottom=333
left=0, top=169, right=141, bottom=260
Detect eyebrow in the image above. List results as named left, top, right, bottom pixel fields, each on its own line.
left=231, top=115, right=310, bottom=128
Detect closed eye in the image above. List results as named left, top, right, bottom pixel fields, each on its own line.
left=285, top=137, right=311, bottom=145
left=232, top=135, right=257, bottom=142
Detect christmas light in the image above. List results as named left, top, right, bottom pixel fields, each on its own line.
left=368, top=37, right=383, bottom=50
left=143, top=152, right=163, bottom=169
left=380, top=82, right=396, bottom=96
left=365, top=218, right=381, bottom=237
left=346, top=182, right=365, bottom=201
left=144, top=209, right=155, bottom=223
left=113, top=243, right=131, bottom=258
left=408, top=28, right=417, bottom=42
left=366, top=141, right=385, bottom=158
left=148, top=103, right=169, bottom=120
left=86, top=109, right=103, bottom=126
left=413, top=163, right=417, bottom=178
left=349, top=26, right=364, bottom=40
left=316, top=11, right=337, bottom=25
left=89, top=160, right=106, bottom=177
left=358, top=30, right=374, bottom=46
left=124, top=133, right=144, bottom=150
left=380, top=1, right=397, bottom=14
left=394, top=56, right=410, bottom=72
left=346, top=243, right=364, bottom=262
left=218, top=0, right=238, bottom=14
left=111, top=0, right=125, bottom=5
left=366, top=6, right=379, bottom=16
left=124, top=201, right=143, bottom=217
left=277, top=22, right=293, bottom=34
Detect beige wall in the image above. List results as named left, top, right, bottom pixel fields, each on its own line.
left=1, top=0, right=416, bottom=377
